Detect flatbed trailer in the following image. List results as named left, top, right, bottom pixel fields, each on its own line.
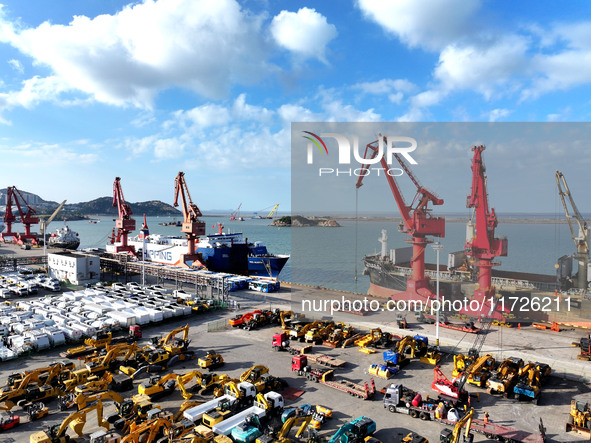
left=292, top=355, right=375, bottom=399
left=384, top=384, right=545, bottom=443
left=286, top=345, right=346, bottom=367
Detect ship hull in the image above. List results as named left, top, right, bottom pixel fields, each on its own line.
left=48, top=240, right=80, bottom=250
left=363, top=254, right=591, bottom=326
left=248, top=255, right=289, bottom=279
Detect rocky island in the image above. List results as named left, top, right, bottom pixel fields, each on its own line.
left=271, top=216, right=340, bottom=227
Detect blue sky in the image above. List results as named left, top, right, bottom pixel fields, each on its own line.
left=0, top=0, right=591, bottom=212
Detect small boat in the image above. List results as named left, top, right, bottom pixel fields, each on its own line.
left=88, top=219, right=100, bottom=224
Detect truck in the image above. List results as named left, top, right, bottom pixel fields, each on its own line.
left=384, top=384, right=546, bottom=443
left=291, top=355, right=375, bottom=400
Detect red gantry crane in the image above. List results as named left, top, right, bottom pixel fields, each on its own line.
left=1, top=186, right=39, bottom=244
left=111, top=177, right=136, bottom=254
left=463, top=145, right=508, bottom=320
left=173, top=172, right=206, bottom=267
left=356, top=136, right=445, bottom=303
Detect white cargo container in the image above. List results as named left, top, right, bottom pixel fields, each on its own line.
left=107, top=311, right=136, bottom=328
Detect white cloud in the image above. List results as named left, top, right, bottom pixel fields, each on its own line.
left=353, top=78, right=416, bottom=95
left=7, top=59, right=23, bottom=73
left=434, top=36, right=530, bottom=100
left=357, top=0, right=480, bottom=51
left=486, top=108, right=511, bottom=122
left=270, top=7, right=337, bottom=62
left=0, top=0, right=271, bottom=108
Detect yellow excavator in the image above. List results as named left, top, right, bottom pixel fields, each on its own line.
left=240, top=365, right=269, bottom=384
left=290, top=321, right=322, bottom=342
left=305, top=322, right=336, bottom=344
left=120, top=410, right=174, bottom=443
left=440, top=408, right=474, bottom=443
left=152, top=324, right=191, bottom=355
left=30, top=399, right=110, bottom=442
left=280, top=311, right=294, bottom=330
left=453, top=354, right=495, bottom=388
left=487, top=357, right=523, bottom=395
left=75, top=390, right=123, bottom=411
left=257, top=414, right=312, bottom=443
left=177, top=371, right=204, bottom=400
left=354, top=328, right=383, bottom=348
left=136, top=373, right=178, bottom=400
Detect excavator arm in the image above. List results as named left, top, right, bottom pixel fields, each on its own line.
left=177, top=371, right=203, bottom=400
left=75, top=390, right=123, bottom=410
left=240, top=365, right=269, bottom=383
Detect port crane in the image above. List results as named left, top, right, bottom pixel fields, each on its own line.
left=111, top=177, right=136, bottom=254
left=556, top=171, right=589, bottom=289
left=0, top=186, right=39, bottom=244
left=173, top=172, right=206, bottom=267
left=230, top=203, right=242, bottom=220
left=356, top=135, right=445, bottom=303
left=463, top=145, right=508, bottom=320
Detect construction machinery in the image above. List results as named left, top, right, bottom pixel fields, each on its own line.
left=110, top=177, right=136, bottom=255
left=137, top=373, right=178, bottom=400
left=176, top=370, right=206, bottom=400
left=304, top=322, right=336, bottom=344
left=566, top=399, right=591, bottom=436
left=290, top=321, right=323, bottom=342
left=26, top=402, right=49, bottom=421
left=240, top=366, right=270, bottom=384
left=174, top=171, right=206, bottom=267
left=368, top=364, right=398, bottom=379
left=356, top=135, right=445, bottom=304
left=513, top=362, right=550, bottom=404
left=556, top=170, right=589, bottom=289
left=463, top=146, right=509, bottom=319
left=354, top=328, right=384, bottom=348
left=440, top=409, right=474, bottom=443
left=224, top=381, right=258, bottom=408
left=120, top=410, right=174, bottom=443
left=75, top=390, right=123, bottom=411
left=256, top=414, right=312, bottom=443
left=292, top=355, right=376, bottom=400
left=202, top=397, right=240, bottom=428
left=1, top=185, right=39, bottom=244
left=154, top=324, right=192, bottom=356
left=487, top=357, right=524, bottom=396
left=432, top=367, right=468, bottom=402
left=199, top=351, right=225, bottom=371
left=452, top=354, right=495, bottom=388
left=328, top=416, right=376, bottom=443
left=323, top=325, right=355, bottom=348
left=105, top=395, right=160, bottom=431
left=31, top=399, right=110, bottom=442
left=0, top=411, right=19, bottom=431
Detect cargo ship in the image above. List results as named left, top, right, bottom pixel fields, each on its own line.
left=122, top=231, right=289, bottom=279
left=46, top=224, right=80, bottom=250
left=362, top=228, right=591, bottom=326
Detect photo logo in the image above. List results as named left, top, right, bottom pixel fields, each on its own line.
left=302, top=131, right=328, bottom=160
left=303, top=132, right=418, bottom=177
left=303, top=132, right=418, bottom=165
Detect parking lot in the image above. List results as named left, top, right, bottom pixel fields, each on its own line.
left=0, top=280, right=586, bottom=442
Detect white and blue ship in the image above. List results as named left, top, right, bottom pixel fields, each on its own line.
left=124, top=229, right=288, bottom=280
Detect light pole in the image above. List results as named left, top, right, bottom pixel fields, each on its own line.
left=432, top=241, right=443, bottom=346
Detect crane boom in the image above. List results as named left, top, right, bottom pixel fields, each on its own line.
left=1, top=186, right=39, bottom=244
left=267, top=203, right=280, bottom=218
left=173, top=172, right=206, bottom=267
left=462, top=146, right=508, bottom=320
left=355, top=135, right=444, bottom=303
left=556, top=171, right=589, bottom=289
left=111, top=177, right=136, bottom=254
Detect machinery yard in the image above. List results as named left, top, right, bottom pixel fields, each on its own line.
left=0, top=281, right=588, bottom=442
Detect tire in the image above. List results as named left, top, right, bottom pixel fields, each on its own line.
left=419, top=412, right=428, bottom=420
left=410, top=410, right=419, bottom=419
left=388, top=405, right=396, bottom=413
